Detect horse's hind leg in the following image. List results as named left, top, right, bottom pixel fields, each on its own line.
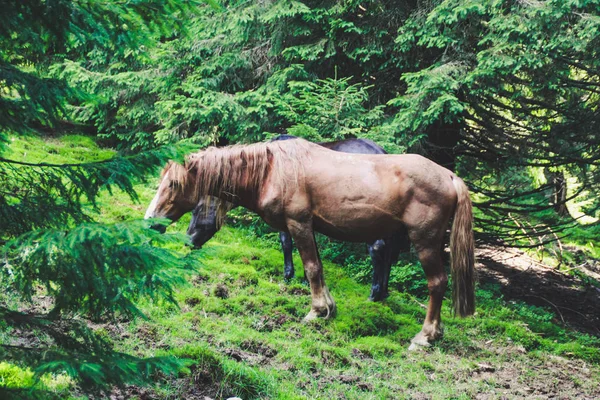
left=409, top=242, right=447, bottom=350
left=279, top=231, right=296, bottom=280
left=286, top=219, right=336, bottom=321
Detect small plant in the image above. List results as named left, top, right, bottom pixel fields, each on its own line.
left=389, top=256, right=428, bottom=299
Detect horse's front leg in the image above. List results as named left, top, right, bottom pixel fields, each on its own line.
left=286, top=218, right=336, bottom=321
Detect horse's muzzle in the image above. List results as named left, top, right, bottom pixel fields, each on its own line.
left=149, top=223, right=167, bottom=234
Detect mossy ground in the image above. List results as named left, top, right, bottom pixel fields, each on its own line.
left=103, top=224, right=597, bottom=399
left=2, top=135, right=600, bottom=399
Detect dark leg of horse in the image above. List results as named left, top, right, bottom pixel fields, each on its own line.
left=369, top=229, right=409, bottom=301
left=286, top=219, right=336, bottom=321
left=382, top=232, right=404, bottom=297
left=408, top=245, right=447, bottom=350
left=368, top=239, right=387, bottom=301
left=279, top=231, right=295, bottom=280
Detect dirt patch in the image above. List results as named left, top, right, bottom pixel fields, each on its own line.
left=185, top=295, right=203, bottom=307
left=320, top=349, right=351, bottom=367
left=476, top=245, right=600, bottom=337
left=405, top=341, right=600, bottom=399
left=309, top=373, right=373, bottom=392
left=192, top=273, right=210, bottom=286
left=107, top=385, right=158, bottom=400
left=213, top=283, right=229, bottom=299
left=187, top=363, right=225, bottom=400
left=223, top=348, right=263, bottom=365
left=9, top=328, right=45, bottom=348
left=351, top=347, right=372, bottom=360
left=251, top=312, right=294, bottom=332
left=222, top=338, right=278, bottom=366
left=468, top=353, right=598, bottom=399
left=240, top=339, right=277, bottom=358
left=288, top=286, right=311, bottom=296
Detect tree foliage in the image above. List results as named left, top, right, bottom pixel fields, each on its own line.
left=54, top=1, right=600, bottom=239
left=392, top=0, right=600, bottom=239
left=0, top=0, right=202, bottom=395
left=0, top=220, right=195, bottom=397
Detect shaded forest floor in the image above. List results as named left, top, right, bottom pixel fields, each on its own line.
left=476, top=245, right=600, bottom=338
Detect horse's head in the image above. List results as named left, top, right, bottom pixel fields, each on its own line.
left=145, top=161, right=198, bottom=229
left=186, top=197, right=219, bottom=248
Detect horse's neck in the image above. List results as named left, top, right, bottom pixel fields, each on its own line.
left=200, top=147, right=270, bottom=208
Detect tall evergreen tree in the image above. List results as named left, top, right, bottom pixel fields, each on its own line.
left=390, top=0, right=600, bottom=240
left=0, top=0, right=206, bottom=397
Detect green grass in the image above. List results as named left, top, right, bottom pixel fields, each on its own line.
left=105, top=225, right=599, bottom=398
left=3, top=134, right=600, bottom=399
left=0, top=362, right=77, bottom=399
left=5, top=134, right=115, bottom=164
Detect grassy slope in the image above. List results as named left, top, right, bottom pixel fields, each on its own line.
left=3, top=135, right=600, bottom=399
left=124, top=225, right=600, bottom=399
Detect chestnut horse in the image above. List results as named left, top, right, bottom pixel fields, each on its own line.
left=186, top=135, right=407, bottom=301
left=145, top=138, right=475, bottom=348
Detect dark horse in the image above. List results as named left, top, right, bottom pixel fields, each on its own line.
left=186, top=135, right=407, bottom=301
left=145, top=139, right=475, bottom=349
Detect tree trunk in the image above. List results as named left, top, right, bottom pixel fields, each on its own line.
left=426, top=121, right=461, bottom=172
left=553, top=171, right=569, bottom=217
left=544, top=169, right=570, bottom=217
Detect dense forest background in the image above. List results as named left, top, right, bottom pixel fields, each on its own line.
left=1, top=0, right=600, bottom=398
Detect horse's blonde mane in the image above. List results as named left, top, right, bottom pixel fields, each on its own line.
left=190, top=139, right=312, bottom=200
left=161, top=139, right=313, bottom=222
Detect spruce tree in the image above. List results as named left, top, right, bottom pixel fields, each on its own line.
left=390, top=0, right=600, bottom=241
left=0, top=0, right=206, bottom=397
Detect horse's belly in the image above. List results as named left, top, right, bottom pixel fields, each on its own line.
left=312, top=207, right=402, bottom=243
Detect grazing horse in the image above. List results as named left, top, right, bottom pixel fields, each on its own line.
left=145, top=139, right=475, bottom=348
left=186, top=135, right=407, bottom=301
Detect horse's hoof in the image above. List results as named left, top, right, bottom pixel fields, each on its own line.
left=302, top=310, right=321, bottom=322
left=408, top=336, right=431, bottom=351
left=408, top=329, right=440, bottom=350
left=302, top=305, right=336, bottom=322
left=283, top=270, right=295, bottom=281
left=369, top=292, right=387, bottom=302
left=369, top=288, right=389, bottom=302
left=408, top=341, right=430, bottom=351
left=408, top=332, right=431, bottom=351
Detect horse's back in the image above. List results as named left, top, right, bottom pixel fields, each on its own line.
left=321, top=138, right=386, bottom=154
left=273, top=141, right=458, bottom=242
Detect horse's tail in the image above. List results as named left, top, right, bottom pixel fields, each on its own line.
left=450, top=175, right=476, bottom=317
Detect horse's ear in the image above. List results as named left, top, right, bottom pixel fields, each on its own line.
left=160, top=161, right=173, bottom=178
left=266, top=147, right=273, bottom=162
